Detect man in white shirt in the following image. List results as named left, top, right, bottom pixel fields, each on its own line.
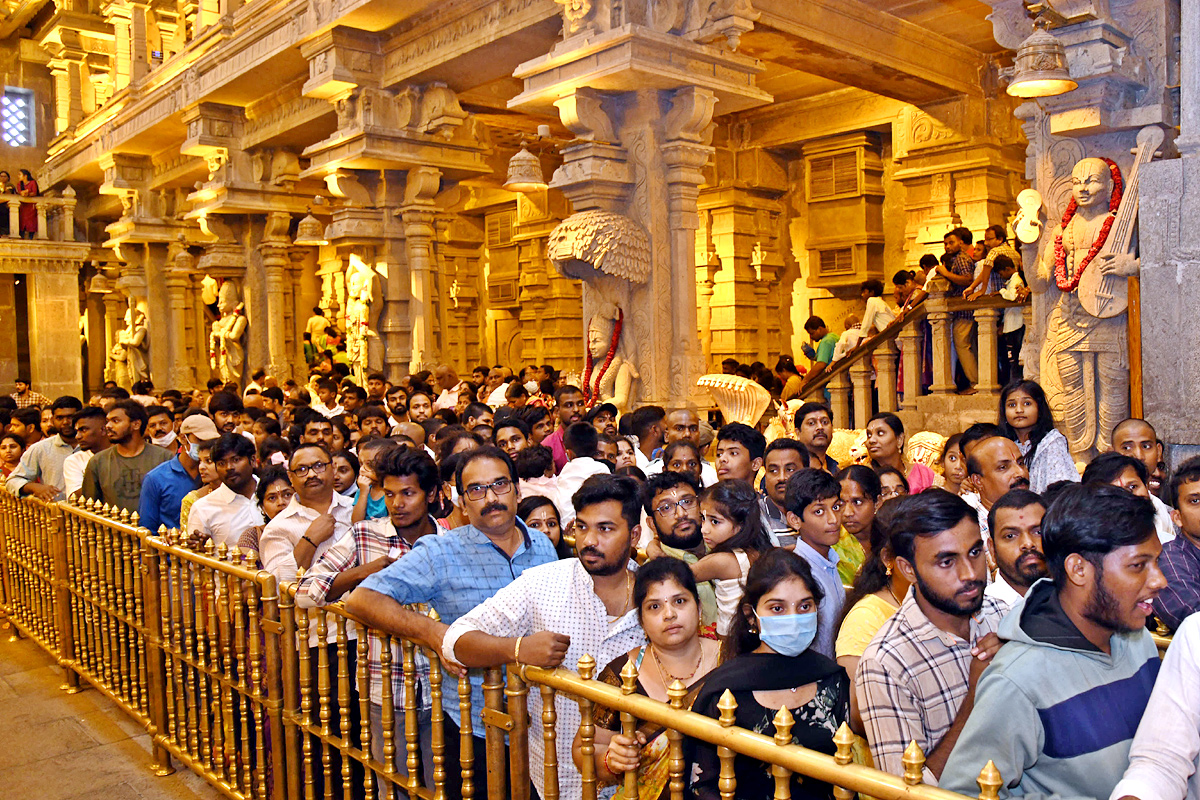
left=63, top=406, right=109, bottom=498
left=188, top=433, right=263, bottom=549
left=259, top=443, right=355, bottom=586
left=983, top=489, right=1048, bottom=611
left=1112, top=613, right=1200, bottom=800
left=554, top=422, right=612, bottom=524
left=444, top=473, right=648, bottom=800
left=5, top=395, right=82, bottom=501
left=962, top=436, right=1031, bottom=540
left=431, top=364, right=465, bottom=412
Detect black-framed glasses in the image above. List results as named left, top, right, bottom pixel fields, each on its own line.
left=291, top=461, right=330, bottom=478
left=464, top=478, right=513, bottom=501
left=654, top=496, right=698, bottom=516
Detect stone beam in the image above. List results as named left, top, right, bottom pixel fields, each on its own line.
left=746, top=0, right=990, bottom=104
left=734, top=88, right=909, bottom=150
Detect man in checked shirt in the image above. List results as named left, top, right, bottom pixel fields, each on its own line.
left=297, top=445, right=441, bottom=790
left=855, top=489, right=1004, bottom=784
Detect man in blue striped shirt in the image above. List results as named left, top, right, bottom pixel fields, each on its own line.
left=346, top=445, right=555, bottom=800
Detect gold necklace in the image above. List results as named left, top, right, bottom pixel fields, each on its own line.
left=651, top=644, right=704, bottom=684
left=888, top=584, right=904, bottom=607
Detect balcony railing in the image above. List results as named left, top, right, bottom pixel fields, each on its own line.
left=0, top=188, right=79, bottom=242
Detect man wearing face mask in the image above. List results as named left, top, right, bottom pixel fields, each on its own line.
left=642, top=470, right=718, bottom=631
left=138, top=413, right=219, bottom=534
left=145, top=404, right=177, bottom=450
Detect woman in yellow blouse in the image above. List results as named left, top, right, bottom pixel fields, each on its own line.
left=834, top=501, right=910, bottom=732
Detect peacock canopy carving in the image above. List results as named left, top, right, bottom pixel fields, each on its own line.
left=547, top=210, right=651, bottom=284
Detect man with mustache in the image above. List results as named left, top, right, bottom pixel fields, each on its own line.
left=541, top=384, right=587, bottom=473
left=346, top=446, right=556, bottom=800
left=642, top=471, right=718, bottom=631
left=442, top=474, right=648, bottom=800
left=794, top=402, right=839, bottom=474
left=941, top=484, right=1166, bottom=800
left=856, top=489, right=1005, bottom=782
left=760, top=437, right=808, bottom=547
left=963, top=436, right=1030, bottom=539
left=983, top=489, right=1048, bottom=611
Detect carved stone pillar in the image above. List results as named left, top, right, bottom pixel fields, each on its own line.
left=164, top=239, right=197, bottom=389
left=926, top=294, right=955, bottom=395
left=897, top=321, right=922, bottom=413
left=849, top=358, right=872, bottom=429
left=827, top=371, right=851, bottom=427
left=973, top=306, right=1001, bottom=395
left=28, top=269, right=85, bottom=398
left=401, top=166, right=440, bottom=372
left=876, top=343, right=899, bottom=414
left=261, top=212, right=292, bottom=380
left=512, top=4, right=769, bottom=407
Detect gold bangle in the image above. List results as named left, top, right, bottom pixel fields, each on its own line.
left=514, top=635, right=524, bottom=665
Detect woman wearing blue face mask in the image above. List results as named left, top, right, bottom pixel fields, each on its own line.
left=691, top=548, right=850, bottom=800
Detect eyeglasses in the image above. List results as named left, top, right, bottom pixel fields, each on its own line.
left=464, top=477, right=513, bottom=501
left=654, top=496, right=698, bottom=516
left=290, top=461, right=330, bottom=478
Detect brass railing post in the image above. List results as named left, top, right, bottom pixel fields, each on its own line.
left=507, top=664, right=531, bottom=800
left=482, top=665, right=508, bottom=800
left=49, top=502, right=80, bottom=692
left=261, top=574, right=286, bottom=800
left=141, top=530, right=175, bottom=776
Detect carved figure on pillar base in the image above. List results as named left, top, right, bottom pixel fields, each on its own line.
left=114, top=304, right=149, bottom=388
left=1038, top=157, right=1136, bottom=460
left=583, top=303, right=638, bottom=414
left=209, top=281, right=247, bottom=386
left=548, top=209, right=650, bottom=413
left=344, top=254, right=383, bottom=384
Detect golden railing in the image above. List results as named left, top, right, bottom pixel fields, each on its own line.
left=1, top=491, right=1155, bottom=800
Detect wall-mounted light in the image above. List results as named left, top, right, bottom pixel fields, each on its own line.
left=1004, top=16, right=1078, bottom=98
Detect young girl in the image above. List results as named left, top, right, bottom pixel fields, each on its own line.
left=998, top=379, right=1079, bottom=494
left=939, top=433, right=967, bottom=495
left=690, top=480, right=773, bottom=638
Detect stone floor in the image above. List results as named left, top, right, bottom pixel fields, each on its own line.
left=0, top=629, right=217, bottom=800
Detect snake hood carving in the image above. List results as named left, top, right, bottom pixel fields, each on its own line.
left=547, top=210, right=651, bottom=284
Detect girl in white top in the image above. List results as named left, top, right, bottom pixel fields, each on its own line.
left=689, top=480, right=774, bottom=637
left=998, top=379, right=1080, bottom=494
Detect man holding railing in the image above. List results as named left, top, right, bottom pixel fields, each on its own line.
left=5, top=395, right=81, bottom=501
left=299, top=446, right=441, bottom=790
left=346, top=445, right=556, bottom=800
left=442, top=473, right=649, bottom=800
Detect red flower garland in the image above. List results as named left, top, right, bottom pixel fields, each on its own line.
left=1053, top=158, right=1123, bottom=292
left=582, top=308, right=623, bottom=408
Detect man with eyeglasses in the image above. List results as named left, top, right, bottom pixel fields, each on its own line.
left=346, top=446, right=556, bottom=800
left=641, top=470, right=718, bottom=633
left=260, top=442, right=356, bottom=585
left=260, top=442, right=360, bottom=800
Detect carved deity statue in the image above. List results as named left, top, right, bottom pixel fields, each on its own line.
left=209, top=281, right=247, bottom=386
left=114, top=304, right=150, bottom=388
left=1037, top=157, right=1138, bottom=459
left=344, top=255, right=382, bottom=383
left=582, top=302, right=639, bottom=414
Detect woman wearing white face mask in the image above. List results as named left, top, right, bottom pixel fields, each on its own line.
left=692, top=548, right=850, bottom=800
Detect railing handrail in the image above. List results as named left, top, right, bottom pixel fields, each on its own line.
left=0, top=491, right=1172, bottom=800
left=0, top=193, right=74, bottom=205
